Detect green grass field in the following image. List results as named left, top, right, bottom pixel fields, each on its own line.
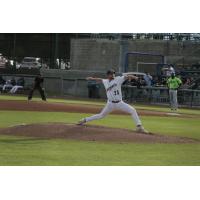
left=0, top=95, right=200, bottom=166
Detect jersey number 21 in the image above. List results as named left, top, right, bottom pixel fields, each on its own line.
left=114, top=90, right=119, bottom=95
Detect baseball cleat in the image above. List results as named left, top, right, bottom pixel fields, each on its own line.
left=135, top=125, right=149, bottom=134
left=77, top=118, right=86, bottom=125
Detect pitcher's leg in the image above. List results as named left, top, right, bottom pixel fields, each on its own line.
left=85, top=102, right=113, bottom=122
left=117, top=101, right=142, bottom=126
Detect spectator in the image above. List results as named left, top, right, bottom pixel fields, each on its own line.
left=168, top=65, right=175, bottom=76
left=136, top=77, right=143, bottom=89
left=130, top=77, right=138, bottom=86
left=151, top=76, right=158, bottom=86
left=10, top=77, right=25, bottom=94
left=162, top=65, right=175, bottom=77
left=144, top=72, right=152, bottom=86
left=182, top=78, right=191, bottom=89
left=2, top=77, right=16, bottom=92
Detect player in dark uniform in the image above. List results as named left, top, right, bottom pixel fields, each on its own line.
left=28, top=75, right=46, bottom=101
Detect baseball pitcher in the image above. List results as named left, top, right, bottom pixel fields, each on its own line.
left=78, top=69, right=149, bottom=134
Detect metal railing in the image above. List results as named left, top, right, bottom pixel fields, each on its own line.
left=122, top=85, right=200, bottom=107
left=1, top=73, right=200, bottom=108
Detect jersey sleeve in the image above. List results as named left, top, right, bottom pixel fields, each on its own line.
left=117, top=76, right=125, bottom=85
left=178, top=78, right=182, bottom=84
left=102, top=79, right=107, bottom=87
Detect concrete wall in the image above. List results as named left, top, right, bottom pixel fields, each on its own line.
left=41, top=39, right=200, bottom=98
left=70, top=39, right=120, bottom=72
left=70, top=39, right=200, bottom=72
left=41, top=69, right=108, bottom=98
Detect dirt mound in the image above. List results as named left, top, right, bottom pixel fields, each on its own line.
left=0, top=123, right=198, bottom=144
left=0, top=100, right=193, bottom=118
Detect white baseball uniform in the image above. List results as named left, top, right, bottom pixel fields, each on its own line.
left=85, top=76, right=142, bottom=126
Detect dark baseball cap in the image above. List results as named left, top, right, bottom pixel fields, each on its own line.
left=106, top=69, right=115, bottom=75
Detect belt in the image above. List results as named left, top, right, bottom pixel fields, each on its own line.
left=111, top=100, right=121, bottom=103
left=169, top=88, right=177, bottom=90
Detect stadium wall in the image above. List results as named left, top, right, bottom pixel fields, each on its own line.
left=41, top=69, right=200, bottom=107
left=70, top=39, right=200, bottom=72
left=41, top=69, right=108, bottom=98
left=43, top=38, right=200, bottom=97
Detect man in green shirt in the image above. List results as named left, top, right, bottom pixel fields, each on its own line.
left=167, top=73, right=182, bottom=110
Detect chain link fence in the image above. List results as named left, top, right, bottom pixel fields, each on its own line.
left=1, top=72, right=200, bottom=108
left=122, top=85, right=200, bottom=107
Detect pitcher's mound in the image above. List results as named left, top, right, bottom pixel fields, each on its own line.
left=0, top=123, right=198, bottom=144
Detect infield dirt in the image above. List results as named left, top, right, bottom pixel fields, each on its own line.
left=0, top=123, right=198, bottom=144
left=0, top=100, right=195, bottom=118
left=0, top=99, right=198, bottom=144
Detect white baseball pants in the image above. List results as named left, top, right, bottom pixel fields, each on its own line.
left=169, top=89, right=178, bottom=109
left=85, top=101, right=142, bottom=126
left=3, top=84, right=13, bottom=91
left=10, top=86, right=23, bottom=93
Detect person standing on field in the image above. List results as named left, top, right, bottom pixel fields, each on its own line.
left=167, top=73, right=182, bottom=110
left=78, top=69, right=149, bottom=134
left=144, top=72, right=152, bottom=86
left=28, top=74, right=46, bottom=101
